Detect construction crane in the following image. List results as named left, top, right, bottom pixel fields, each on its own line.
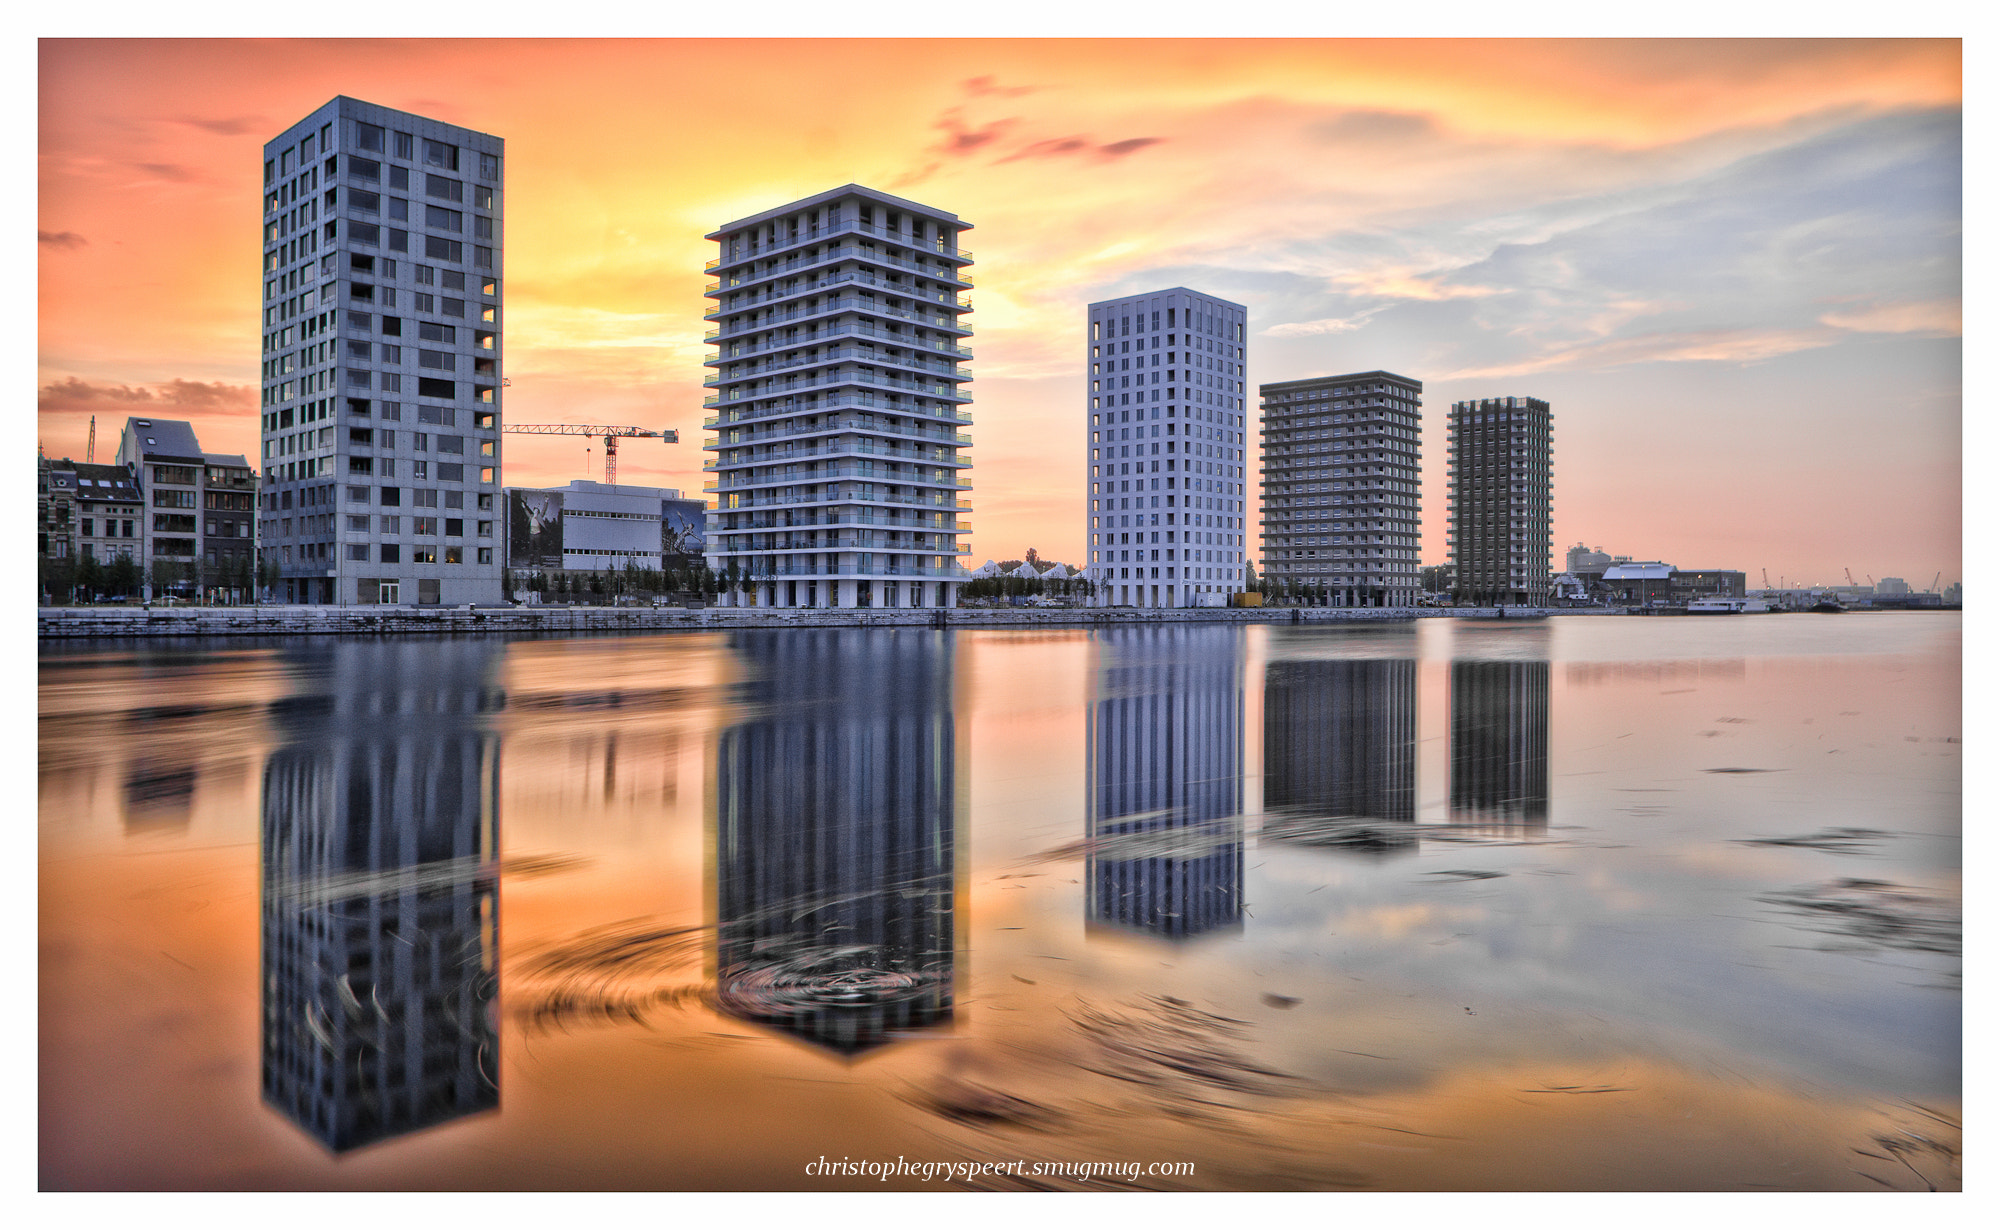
left=87, top=415, right=96, bottom=464
left=1761, top=567, right=1771, bottom=590
left=501, top=423, right=679, bottom=485
left=1844, top=568, right=1856, bottom=587
left=1930, top=571, right=1941, bottom=593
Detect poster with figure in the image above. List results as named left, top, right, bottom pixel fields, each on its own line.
left=509, top=490, right=564, bottom=568
left=662, top=498, right=705, bottom=569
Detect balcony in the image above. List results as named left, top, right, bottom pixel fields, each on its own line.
left=705, top=294, right=972, bottom=339
left=708, top=320, right=973, bottom=364
left=705, top=269, right=973, bottom=318
left=707, top=218, right=971, bottom=271
left=705, top=346, right=970, bottom=387
left=703, top=241, right=975, bottom=296
left=703, top=367, right=974, bottom=408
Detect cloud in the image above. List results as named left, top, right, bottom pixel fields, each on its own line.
left=135, top=162, right=197, bottom=183
left=1440, top=326, right=1838, bottom=380
left=963, top=75, right=1038, bottom=99
left=1819, top=299, right=1960, bottom=336
left=1310, top=109, right=1439, bottom=144
left=39, top=230, right=87, bottom=249
left=39, top=377, right=253, bottom=411
left=994, top=134, right=1164, bottom=164
left=1263, top=309, right=1387, bottom=338
left=171, top=115, right=263, bottom=137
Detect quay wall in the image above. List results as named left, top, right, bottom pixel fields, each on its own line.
left=36, top=604, right=1568, bottom=639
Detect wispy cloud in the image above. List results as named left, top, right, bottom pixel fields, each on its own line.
left=39, top=230, right=87, bottom=249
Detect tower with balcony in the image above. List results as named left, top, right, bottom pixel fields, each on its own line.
left=701, top=185, right=974, bottom=608
left=1258, top=371, right=1424, bottom=607
left=259, top=98, right=504, bottom=606
left=1446, top=396, right=1554, bottom=606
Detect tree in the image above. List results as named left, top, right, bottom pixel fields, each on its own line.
left=107, top=554, right=141, bottom=598
left=75, top=554, right=105, bottom=602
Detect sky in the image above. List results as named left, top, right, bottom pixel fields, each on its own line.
left=35, top=37, right=1963, bottom=587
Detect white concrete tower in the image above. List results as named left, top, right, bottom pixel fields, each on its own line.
left=259, top=97, right=505, bottom=606
left=1084, top=289, right=1249, bottom=608
left=700, top=185, right=974, bottom=608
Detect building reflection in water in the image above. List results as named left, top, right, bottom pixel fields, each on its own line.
left=1086, top=626, right=1245, bottom=939
left=1262, top=657, right=1417, bottom=856
left=713, top=629, right=959, bottom=1056
left=1448, top=659, right=1551, bottom=830
left=260, top=641, right=503, bottom=1152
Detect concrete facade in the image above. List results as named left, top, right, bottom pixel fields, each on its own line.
left=1085, top=289, right=1249, bottom=608
left=1259, top=371, right=1424, bottom=608
left=701, top=185, right=974, bottom=609
left=259, top=97, right=505, bottom=606
left=1448, top=395, right=1554, bottom=606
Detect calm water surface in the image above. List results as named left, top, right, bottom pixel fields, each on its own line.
left=39, top=615, right=1961, bottom=1190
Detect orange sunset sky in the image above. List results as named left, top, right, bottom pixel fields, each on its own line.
left=37, top=38, right=1962, bottom=586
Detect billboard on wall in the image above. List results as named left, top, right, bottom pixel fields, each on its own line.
left=662, top=498, right=705, bottom=568
left=508, top=489, right=565, bottom=569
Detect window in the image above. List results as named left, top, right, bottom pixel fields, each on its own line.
left=418, top=377, right=454, bottom=398
left=442, top=298, right=465, bottom=318
left=412, top=460, right=428, bottom=479
left=414, top=292, right=434, bottom=312
left=426, top=205, right=463, bottom=232
left=346, top=340, right=371, bottom=360
left=473, top=185, right=493, bottom=210
left=347, top=485, right=370, bottom=503
left=394, top=131, right=414, bottom=159
left=380, top=543, right=400, bottom=563
left=379, top=486, right=401, bottom=506
left=473, top=215, right=493, bottom=239
left=439, top=435, right=464, bottom=454
left=477, top=547, right=492, bottom=564
left=420, top=350, right=455, bottom=370
left=348, top=456, right=373, bottom=474
left=414, top=516, right=437, bottom=535
left=347, top=544, right=370, bottom=561
left=474, top=246, right=493, bottom=270
left=426, top=172, right=462, bottom=200
left=425, top=236, right=462, bottom=263
left=478, top=152, right=499, bottom=180
left=411, top=546, right=437, bottom=563
left=353, top=121, right=384, bottom=152
left=350, top=189, right=380, bottom=213
left=437, top=463, right=464, bottom=481
left=418, top=405, right=454, bottom=425
left=418, top=322, right=454, bottom=342
left=415, top=264, right=435, bottom=285
left=424, top=141, right=458, bottom=171
left=388, top=165, right=409, bottom=190
left=346, top=310, right=372, bottom=329
left=350, top=157, right=381, bottom=181
left=444, top=546, right=463, bottom=564
left=380, top=373, right=402, bottom=392
left=445, top=518, right=463, bottom=537
left=388, top=197, right=409, bottom=221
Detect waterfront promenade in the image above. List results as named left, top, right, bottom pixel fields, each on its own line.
left=35, top=603, right=1569, bottom=639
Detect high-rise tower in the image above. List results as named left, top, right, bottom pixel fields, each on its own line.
left=1084, top=289, right=1249, bottom=609
left=259, top=98, right=504, bottom=606
left=700, top=185, right=974, bottom=609
left=1258, top=371, right=1424, bottom=607
left=1447, top=395, right=1554, bottom=606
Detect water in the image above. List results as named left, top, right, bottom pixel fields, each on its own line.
left=38, top=614, right=1961, bottom=1190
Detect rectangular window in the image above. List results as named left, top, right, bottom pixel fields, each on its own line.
left=426, top=172, right=462, bottom=200
left=417, top=405, right=453, bottom=425
left=348, top=456, right=373, bottom=474
left=417, top=377, right=454, bottom=399
left=438, top=462, right=465, bottom=481
left=353, top=121, right=384, bottom=152
left=472, top=215, right=493, bottom=239
left=347, top=485, right=370, bottom=503
left=346, top=310, right=372, bottom=329
left=474, top=246, right=493, bottom=270
left=346, top=340, right=371, bottom=360
left=394, top=131, right=414, bottom=159
left=349, top=189, right=380, bottom=213
left=388, top=197, right=409, bottom=221
left=346, top=544, right=369, bottom=561
left=380, top=373, right=402, bottom=392
left=349, top=157, right=380, bottom=181
left=418, top=321, right=454, bottom=342
left=424, top=236, right=462, bottom=263
left=437, top=434, right=463, bottom=454
left=478, top=152, right=499, bottom=181
left=414, top=292, right=434, bottom=312
left=387, top=229, right=408, bottom=252
left=380, top=543, right=400, bottom=563
left=444, top=546, right=462, bottom=564
left=444, top=518, right=463, bottom=537
left=477, top=547, right=492, bottom=564
left=414, top=517, right=437, bottom=535
left=424, top=141, right=458, bottom=172
left=388, top=164, right=409, bottom=191
left=379, top=486, right=401, bottom=506
left=419, top=350, right=455, bottom=370
left=425, top=205, right=463, bottom=232
left=473, top=185, right=493, bottom=211
left=412, top=546, right=437, bottom=564
left=442, top=298, right=465, bottom=318
left=380, top=315, right=402, bottom=337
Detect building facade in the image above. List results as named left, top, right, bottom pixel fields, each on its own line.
left=1447, top=395, right=1554, bottom=606
left=259, top=97, right=505, bottom=605
left=114, top=418, right=258, bottom=599
left=1085, top=289, right=1249, bottom=608
left=505, top=479, right=706, bottom=580
left=700, top=185, right=973, bottom=609
left=1259, top=371, right=1424, bottom=607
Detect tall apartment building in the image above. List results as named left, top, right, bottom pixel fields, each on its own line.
left=701, top=185, right=973, bottom=609
left=114, top=417, right=257, bottom=597
left=1447, top=396, right=1554, bottom=606
left=1084, top=289, right=1249, bottom=608
left=259, top=98, right=504, bottom=606
left=1258, top=371, right=1423, bottom=607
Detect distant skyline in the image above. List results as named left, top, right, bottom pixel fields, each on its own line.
left=37, top=38, right=1962, bottom=586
